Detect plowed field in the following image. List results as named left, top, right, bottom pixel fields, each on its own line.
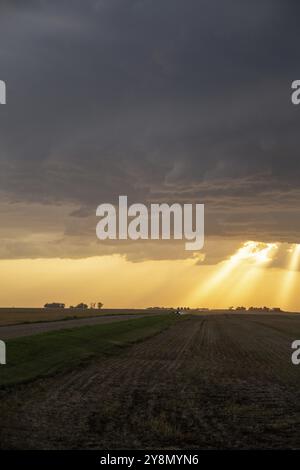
left=1, top=314, right=300, bottom=449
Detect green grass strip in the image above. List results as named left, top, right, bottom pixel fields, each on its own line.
left=0, top=314, right=177, bottom=388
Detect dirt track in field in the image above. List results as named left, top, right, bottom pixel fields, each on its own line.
left=1, top=314, right=300, bottom=449
left=0, top=313, right=160, bottom=339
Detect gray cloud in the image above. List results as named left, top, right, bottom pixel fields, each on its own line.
left=0, top=0, right=300, bottom=260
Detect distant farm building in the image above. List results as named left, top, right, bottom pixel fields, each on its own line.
left=44, top=302, right=65, bottom=309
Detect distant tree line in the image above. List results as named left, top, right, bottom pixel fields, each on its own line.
left=44, top=302, right=103, bottom=309
left=230, top=306, right=282, bottom=312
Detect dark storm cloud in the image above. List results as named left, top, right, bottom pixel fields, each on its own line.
left=0, top=0, right=300, bottom=259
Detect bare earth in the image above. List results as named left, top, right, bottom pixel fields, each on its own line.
left=0, top=308, right=159, bottom=327
left=1, top=314, right=300, bottom=449
left=0, top=313, right=159, bottom=339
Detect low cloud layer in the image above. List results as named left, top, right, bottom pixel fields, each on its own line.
left=0, top=1, right=300, bottom=262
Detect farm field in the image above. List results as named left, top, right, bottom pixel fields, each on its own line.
left=0, top=307, right=163, bottom=326
left=0, top=312, right=167, bottom=340
left=1, top=313, right=300, bottom=449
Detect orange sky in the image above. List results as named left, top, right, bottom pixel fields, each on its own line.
left=1, top=241, right=300, bottom=311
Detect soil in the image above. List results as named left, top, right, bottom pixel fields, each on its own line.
left=1, top=314, right=300, bottom=449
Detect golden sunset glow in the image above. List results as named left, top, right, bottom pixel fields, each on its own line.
left=0, top=240, right=299, bottom=311
left=188, top=241, right=278, bottom=307
left=277, top=244, right=300, bottom=309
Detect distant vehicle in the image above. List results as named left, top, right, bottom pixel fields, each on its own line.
left=44, top=303, right=65, bottom=309
left=175, top=308, right=187, bottom=315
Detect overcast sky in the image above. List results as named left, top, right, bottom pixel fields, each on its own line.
left=0, top=0, right=300, bottom=262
